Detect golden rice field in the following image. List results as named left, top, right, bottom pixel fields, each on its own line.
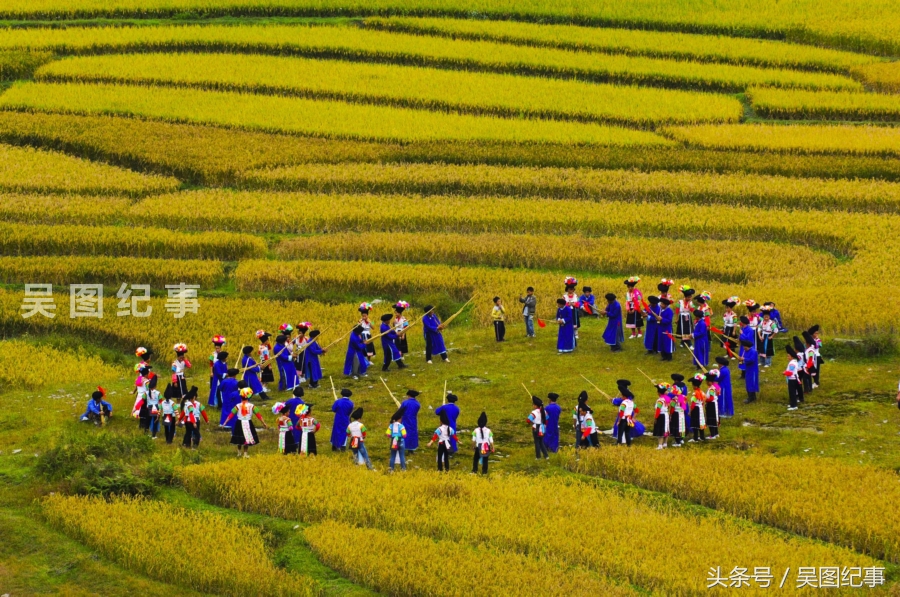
left=2, top=6, right=900, bottom=596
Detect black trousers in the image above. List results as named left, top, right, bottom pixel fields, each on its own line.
left=788, top=379, right=801, bottom=408
left=532, top=428, right=548, bottom=458
left=493, top=320, right=506, bottom=341
left=425, top=338, right=447, bottom=362
left=814, top=361, right=821, bottom=385
left=801, top=371, right=813, bottom=393
left=472, top=447, right=488, bottom=474
left=617, top=421, right=632, bottom=446
left=182, top=423, right=200, bottom=447
left=437, top=442, right=451, bottom=471
left=693, top=427, right=707, bottom=441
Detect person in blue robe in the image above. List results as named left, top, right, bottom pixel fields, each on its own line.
left=542, top=393, right=562, bottom=452
left=274, top=335, right=298, bottom=391
left=81, top=389, right=112, bottom=424
left=209, top=351, right=229, bottom=407
left=379, top=313, right=407, bottom=371
left=435, top=393, right=461, bottom=452
left=741, top=339, right=760, bottom=404
left=657, top=298, right=675, bottom=361
left=240, top=345, right=272, bottom=402
left=283, top=386, right=306, bottom=445
left=737, top=317, right=755, bottom=378
left=644, top=295, right=660, bottom=354
left=690, top=310, right=710, bottom=369
left=602, top=293, right=624, bottom=352
left=330, top=388, right=354, bottom=451
left=422, top=307, right=449, bottom=363
left=400, top=390, right=422, bottom=452
left=766, top=302, right=787, bottom=333
left=302, top=329, right=325, bottom=388
left=714, top=356, right=735, bottom=417
left=579, top=286, right=596, bottom=318
left=343, top=326, right=369, bottom=378
left=218, top=369, right=241, bottom=427
left=556, top=298, right=576, bottom=353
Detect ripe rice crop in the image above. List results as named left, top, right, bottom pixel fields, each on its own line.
left=0, top=288, right=364, bottom=360
left=748, top=87, right=900, bottom=121
left=4, top=110, right=900, bottom=184
left=181, top=455, right=880, bottom=595
left=245, top=161, right=900, bottom=213
left=0, top=24, right=861, bottom=92
left=0, top=255, right=225, bottom=288
left=0, top=339, right=121, bottom=390
left=365, top=17, right=878, bottom=73
left=0, top=193, right=126, bottom=227
left=43, top=494, right=321, bottom=597
left=664, top=123, right=900, bottom=157
left=850, top=62, right=900, bottom=94
left=0, top=222, right=266, bottom=261
left=0, top=81, right=667, bottom=146
left=275, top=231, right=835, bottom=284
left=567, top=448, right=900, bottom=563
left=37, top=52, right=742, bottom=126
left=305, top=521, right=636, bottom=597
left=0, top=142, right=179, bottom=196
left=0, top=50, right=54, bottom=80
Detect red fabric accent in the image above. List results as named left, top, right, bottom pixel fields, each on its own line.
left=537, top=318, right=546, bottom=328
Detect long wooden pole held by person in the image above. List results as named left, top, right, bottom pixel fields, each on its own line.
left=442, top=380, right=448, bottom=405
left=579, top=374, right=612, bottom=400
left=323, top=324, right=357, bottom=351
left=637, top=368, right=657, bottom=385
left=442, top=294, right=478, bottom=328
left=330, top=376, right=338, bottom=401
left=367, top=311, right=427, bottom=344
left=521, top=382, right=533, bottom=399
left=380, top=377, right=402, bottom=408
left=684, top=344, right=709, bottom=374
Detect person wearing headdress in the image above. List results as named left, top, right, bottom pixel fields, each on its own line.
left=171, top=343, right=191, bottom=399
left=280, top=386, right=306, bottom=445
left=757, top=307, right=778, bottom=368
left=676, top=285, right=695, bottom=347
left=745, top=300, right=761, bottom=348
left=331, top=389, right=354, bottom=452
left=802, top=331, right=818, bottom=392
left=240, top=346, right=272, bottom=403
left=294, top=322, right=312, bottom=384
left=302, top=330, right=326, bottom=388
left=721, top=297, right=738, bottom=341
left=400, top=390, right=422, bottom=453
left=763, top=302, right=786, bottom=333
left=657, top=279, right=674, bottom=304
left=81, top=387, right=112, bottom=425
left=218, top=370, right=242, bottom=428
left=644, top=295, right=660, bottom=354
left=471, top=411, right=494, bottom=475
left=222, top=387, right=269, bottom=457
left=563, top=277, right=582, bottom=337
left=297, top=402, right=319, bottom=456
left=518, top=286, right=537, bottom=338
left=275, top=404, right=298, bottom=455
left=208, top=350, right=229, bottom=408
left=435, top=392, right=461, bottom=453
left=615, top=386, right=636, bottom=447
left=543, top=393, right=562, bottom=453
left=577, top=401, right=600, bottom=448
left=528, top=396, right=549, bottom=460
left=422, top=306, right=449, bottom=364
left=385, top=407, right=408, bottom=472
left=690, top=309, right=710, bottom=370
left=393, top=301, right=411, bottom=355
left=133, top=365, right=151, bottom=420
left=624, top=276, right=645, bottom=339
left=793, top=336, right=810, bottom=399
left=208, top=335, right=226, bottom=401
left=784, top=346, right=802, bottom=411
left=135, top=345, right=151, bottom=368
left=669, top=373, right=687, bottom=400
left=160, top=384, right=179, bottom=443
left=737, top=317, right=755, bottom=378
left=343, top=325, right=370, bottom=379
left=347, top=407, right=374, bottom=469
left=656, top=297, right=675, bottom=361
left=740, top=339, right=760, bottom=404
left=652, top=383, right=671, bottom=449
left=705, top=370, right=721, bottom=439
left=491, top=296, right=506, bottom=342
left=714, top=356, right=734, bottom=418
left=274, top=334, right=299, bottom=391
left=178, top=386, right=207, bottom=449
left=602, top=292, right=624, bottom=352
left=688, top=373, right=707, bottom=442
left=809, top=325, right=822, bottom=386
left=428, top=412, right=457, bottom=471
left=380, top=313, right=407, bottom=371
left=667, top=383, right=686, bottom=447
left=579, top=286, right=596, bottom=319
left=573, top=391, right=588, bottom=448
left=555, top=298, right=576, bottom=354
left=137, top=375, right=162, bottom=438
left=256, top=330, right=276, bottom=385
left=357, top=303, right=376, bottom=361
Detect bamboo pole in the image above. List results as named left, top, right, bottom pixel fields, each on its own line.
left=578, top=374, right=612, bottom=400
left=380, top=377, right=402, bottom=408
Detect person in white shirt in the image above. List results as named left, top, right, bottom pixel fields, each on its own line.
left=784, top=347, right=802, bottom=411
left=527, top=396, right=549, bottom=460
left=346, top=408, right=373, bottom=470
left=471, top=411, right=494, bottom=475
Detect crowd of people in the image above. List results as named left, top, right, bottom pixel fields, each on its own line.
left=78, top=277, right=825, bottom=467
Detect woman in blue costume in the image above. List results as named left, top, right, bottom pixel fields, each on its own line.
left=555, top=298, right=576, bottom=353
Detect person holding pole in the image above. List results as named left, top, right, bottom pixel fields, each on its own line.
left=330, top=386, right=354, bottom=452
left=379, top=313, right=407, bottom=371
left=423, top=306, right=449, bottom=364
left=400, top=389, right=422, bottom=454
left=435, top=391, right=460, bottom=453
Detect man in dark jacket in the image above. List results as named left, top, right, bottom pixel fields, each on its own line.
left=519, top=287, right=537, bottom=338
